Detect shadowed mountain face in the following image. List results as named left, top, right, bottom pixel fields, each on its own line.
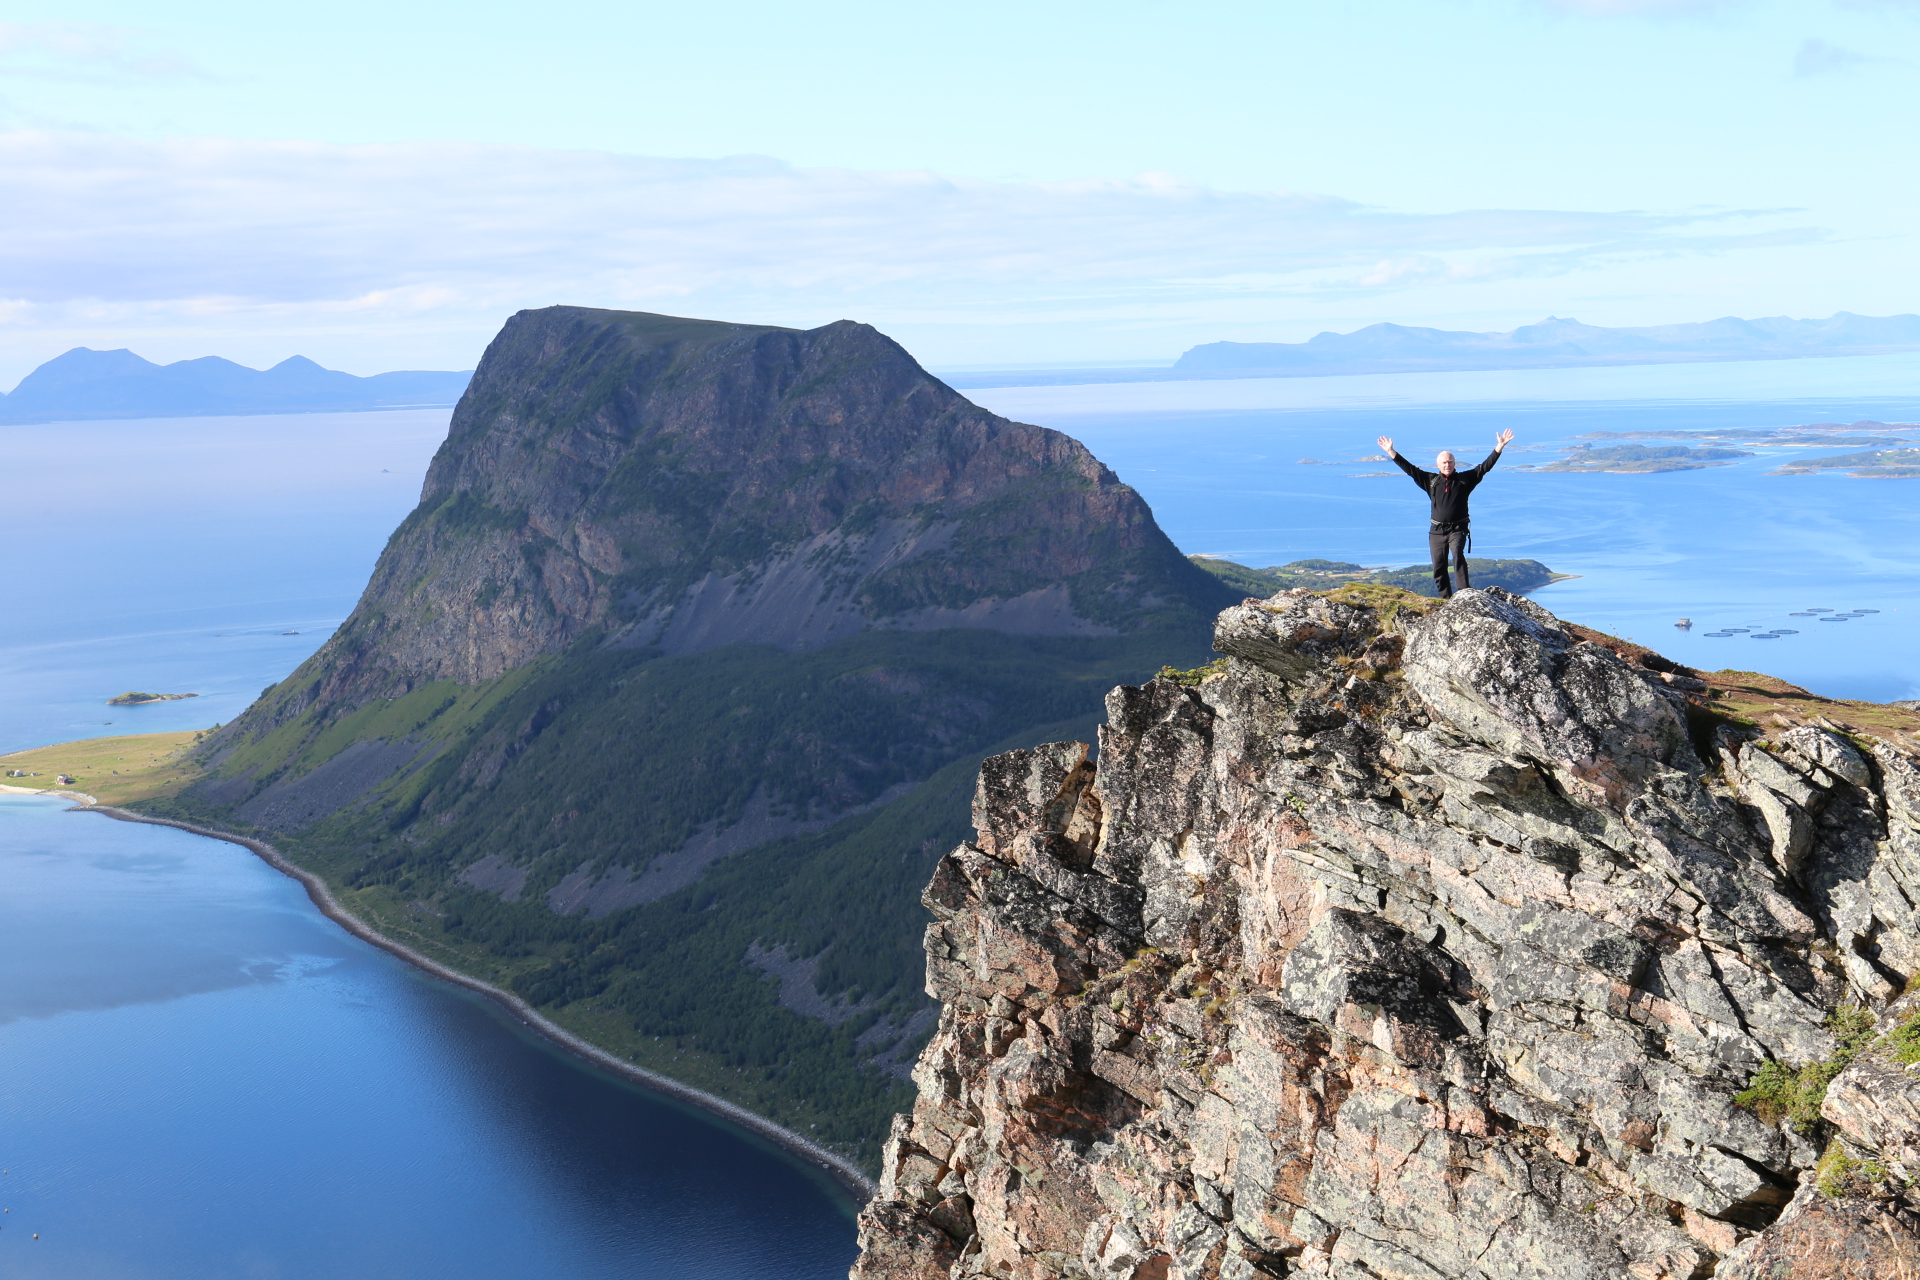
left=158, top=306, right=1235, bottom=1169
left=0, top=347, right=471, bottom=423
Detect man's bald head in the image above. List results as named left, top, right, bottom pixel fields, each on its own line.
left=1436, top=450, right=1456, bottom=475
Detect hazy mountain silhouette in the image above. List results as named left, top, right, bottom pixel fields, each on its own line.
left=1174, top=311, right=1920, bottom=376
left=0, top=347, right=472, bottom=423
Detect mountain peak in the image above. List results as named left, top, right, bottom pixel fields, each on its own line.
left=299, top=305, right=1230, bottom=701
left=8, top=347, right=159, bottom=396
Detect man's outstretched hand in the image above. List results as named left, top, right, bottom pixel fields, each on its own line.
left=1496, top=428, right=1515, bottom=451
left=1376, top=435, right=1395, bottom=456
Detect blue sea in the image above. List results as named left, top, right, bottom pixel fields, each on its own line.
left=975, top=350, right=1920, bottom=703
left=1, top=352, right=1917, bottom=1278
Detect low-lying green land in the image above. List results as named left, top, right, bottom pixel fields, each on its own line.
left=1513, top=443, right=1752, bottom=472
left=1771, top=448, right=1920, bottom=478
left=0, top=731, right=204, bottom=804
left=1191, top=555, right=1569, bottom=599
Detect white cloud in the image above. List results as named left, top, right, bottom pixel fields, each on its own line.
left=1792, top=37, right=1892, bottom=76
left=0, top=132, right=1805, bottom=329
left=0, top=23, right=207, bottom=83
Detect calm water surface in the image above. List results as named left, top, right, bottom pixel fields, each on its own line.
left=0, top=794, right=858, bottom=1279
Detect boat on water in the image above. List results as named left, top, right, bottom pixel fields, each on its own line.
left=1675, top=618, right=1691, bottom=629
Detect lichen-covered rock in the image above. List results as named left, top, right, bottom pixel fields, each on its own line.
left=851, top=586, right=1920, bottom=1279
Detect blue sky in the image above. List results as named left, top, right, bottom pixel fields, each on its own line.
left=0, top=0, right=1914, bottom=378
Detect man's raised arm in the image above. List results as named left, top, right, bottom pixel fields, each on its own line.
left=1468, top=428, right=1516, bottom=478
left=1378, top=435, right=1430, bottom=488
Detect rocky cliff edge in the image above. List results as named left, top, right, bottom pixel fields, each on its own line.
left=850, top=585, right=1920, bottom=1279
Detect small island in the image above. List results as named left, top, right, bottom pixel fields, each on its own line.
left=1189, top=555, right=1572, bottom=599
left=106, top=691, right=199, bottom=706
left=1770, top=447, right=1920, bottom=479
left=1513, top=443, right=1752, bottom=473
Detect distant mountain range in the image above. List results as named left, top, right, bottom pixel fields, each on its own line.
left=0, top=347, right=473, bottom=424
left=936, top=311, right=1920, bottom=388
left=1173, top=312, right=1920, bottom=377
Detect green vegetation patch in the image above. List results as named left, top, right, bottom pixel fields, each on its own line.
left=1735, top=1005, right=1879, bottom=1133
left=1815, top=1140, right=1891, bottom=1199
left=0, top=731, right=204, bottom=805
left=1191, top=555, right=1565, bottom=601
left=1159, top=658, right=1228, bottom=686
left=1514, top=443, right=1752, bottom=473
left=1771, top=448, right=1920, bottom=479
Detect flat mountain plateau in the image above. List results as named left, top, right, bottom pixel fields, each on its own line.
left=141, top=306, right=1237, bottom=1170
left=851, top=584, right=1920, bottom=1279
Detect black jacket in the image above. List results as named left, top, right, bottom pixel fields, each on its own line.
left=1392, top=450, right=1501, bottom=525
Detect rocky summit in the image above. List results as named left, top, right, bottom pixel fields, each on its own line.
left=851, top=585, right=1920, bottom=1279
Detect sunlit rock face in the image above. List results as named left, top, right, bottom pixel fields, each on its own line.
left=851, top=586, right=1920, bottom=1280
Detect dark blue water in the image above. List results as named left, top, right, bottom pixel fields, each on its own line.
left=0, top=794, right=858, bottom=1278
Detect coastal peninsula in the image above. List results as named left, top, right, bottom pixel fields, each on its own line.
left=0, top=731, right=201, bottom=805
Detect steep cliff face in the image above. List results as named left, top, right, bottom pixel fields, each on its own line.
left=267, top=306, right=1214, bottom=720
left=852, top=586, right=1920, bottom=1278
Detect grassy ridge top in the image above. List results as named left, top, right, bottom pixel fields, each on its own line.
left=1191, top=554, right=1568, bottom=599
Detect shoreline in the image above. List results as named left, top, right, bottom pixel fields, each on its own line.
left=15, top=790, right=876, bottom=1205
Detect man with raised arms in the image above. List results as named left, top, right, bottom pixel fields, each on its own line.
left=1376, top=429, right=1516, bottom=599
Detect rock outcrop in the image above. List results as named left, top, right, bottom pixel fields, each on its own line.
left=851, top=585, right=1920, bottom=1278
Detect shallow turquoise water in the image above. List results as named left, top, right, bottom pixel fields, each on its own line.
left=0, top=794, right=858, bottom=1279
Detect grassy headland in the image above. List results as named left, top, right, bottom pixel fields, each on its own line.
left=0, top=730, right=204, bottom=804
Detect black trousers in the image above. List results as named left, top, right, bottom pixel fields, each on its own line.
left=1429, top=528, right=1469, bottom=597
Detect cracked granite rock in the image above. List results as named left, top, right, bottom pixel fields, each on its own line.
left=850, top=586, right=1920, bottom=1279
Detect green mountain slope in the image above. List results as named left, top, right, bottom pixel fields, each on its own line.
left=148, top=306, right=1236, bottom=1170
